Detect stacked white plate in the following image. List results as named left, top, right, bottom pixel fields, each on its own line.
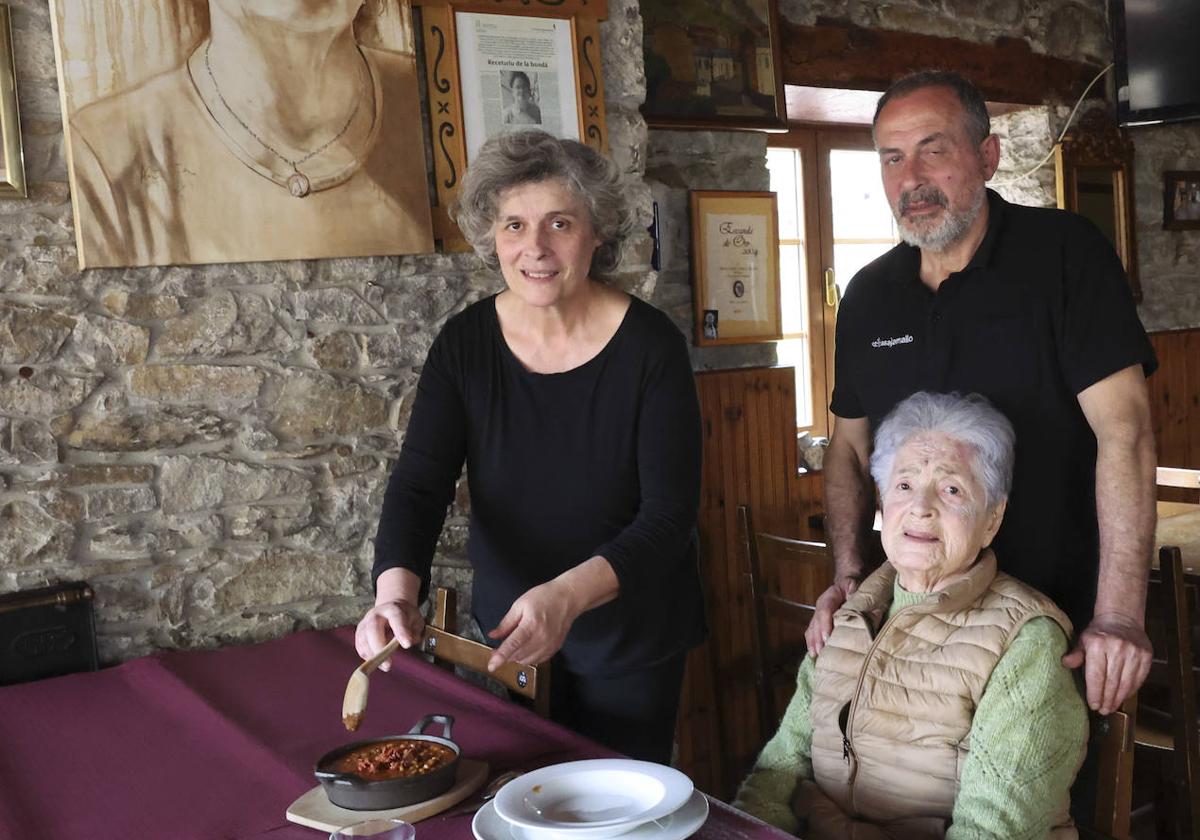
left=472, top=759, right=709, bottom=840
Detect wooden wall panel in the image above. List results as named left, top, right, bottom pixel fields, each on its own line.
left=674, top=366, right=827, bottom=801
left=1150, top=329, right=1200, bottom=472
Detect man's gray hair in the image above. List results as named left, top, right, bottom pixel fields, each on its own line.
left=450, top=130, right=635, bottom=280
left=869, top=391, right=1015, bottom=510
left=872, top=69, right=991, bottom=146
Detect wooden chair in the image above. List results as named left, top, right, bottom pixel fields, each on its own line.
left=1088, top=697, right=1138, bottom=839
left=425, top=586, right=550, bottom=717
left=1133, top=546, right=1200, bottom=840
left=0, top=582, right=99, bottom=686
left=738, top=504, right=833, bottom=746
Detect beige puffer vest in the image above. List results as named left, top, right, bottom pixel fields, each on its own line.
left=802, top=550, right=1077, bottom=840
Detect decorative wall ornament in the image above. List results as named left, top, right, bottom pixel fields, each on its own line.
left=414, top=0, right=608, bottom=249
left=48, top=0, right=434, bottom=269
left=640, top=0, right=785, bottom=132
left=0, top=4, right=26, bottom=198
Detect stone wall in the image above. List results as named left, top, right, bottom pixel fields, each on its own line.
left=780, top=0, right=1112, bottom=64
left=4, top=0, right=1199, bottom=664
left=0, top=0, right=654, bottom=661
left=1132, top=124, right=1200, bottom=332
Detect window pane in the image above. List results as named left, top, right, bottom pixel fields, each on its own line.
left=778, top=242, right=805, bottom=335
left=833, top=243, right=894, bottom=287
left=767, top=148, right=801, bottom=239
left=829, top=150, right=896, bottom=241
left=829, top=149, right=899, bottom=298
left=776, top=337, right=812, bottom=428
left=767, top=146, right=812, bottom=430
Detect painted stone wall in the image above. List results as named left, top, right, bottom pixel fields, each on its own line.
left=780, top=0, right=1113, bottom=64
left=0, top=0, right=655, bottom=661
left=1132, top=124, right=1200, bottom=332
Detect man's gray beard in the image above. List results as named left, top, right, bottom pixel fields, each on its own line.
left=896, top=185, right=986, bottom=252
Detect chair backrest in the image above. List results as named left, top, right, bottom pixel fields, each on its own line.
left=1158, top=467, right=1200, bottom=497
left=1090, top=697, right=1137, bottom=840
left=1145, top=546, right=1200, bottom=838
left=738, top=504, right=833, bottom=746
left=426, top=586, right=550, bottom=717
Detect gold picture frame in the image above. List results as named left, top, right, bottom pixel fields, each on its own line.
left=414, top=0, right=608, bottom=248
left=691, top=190, right=781, bottom=346
left=0, top=4, right=27, bottom=198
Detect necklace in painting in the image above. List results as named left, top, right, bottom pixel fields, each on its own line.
left=202, top=41, right=366, bottom=197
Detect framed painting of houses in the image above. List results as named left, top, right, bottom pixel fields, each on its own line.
left=640, top=0, right=785, bottom=131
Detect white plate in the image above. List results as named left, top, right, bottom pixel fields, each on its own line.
left=474, top=791, right=709, bottom=840
left=492, top=760, right=694, bottom=836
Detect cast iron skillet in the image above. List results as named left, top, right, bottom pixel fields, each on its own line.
left=315, top=714, right=459, bottom=810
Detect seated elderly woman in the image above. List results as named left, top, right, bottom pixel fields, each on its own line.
left=734, top=391, right=1087, bottom=839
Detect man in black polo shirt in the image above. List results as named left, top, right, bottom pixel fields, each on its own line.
left=805, top=70, right=1158, bottom=719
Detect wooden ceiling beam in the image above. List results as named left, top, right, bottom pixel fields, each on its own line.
left=778, top=19, right=1106, bottom=107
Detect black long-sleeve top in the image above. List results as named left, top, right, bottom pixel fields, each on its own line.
left=373, top=294, right=706, bottom=675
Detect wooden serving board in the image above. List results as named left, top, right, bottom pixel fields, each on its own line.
left=286, top=758, right=489, bottom=833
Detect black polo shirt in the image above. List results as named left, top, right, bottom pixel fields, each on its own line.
left=831, top=189, right=1157, bottom=629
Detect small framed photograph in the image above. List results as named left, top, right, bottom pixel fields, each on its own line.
left=1163, top=170, right=1200, bottom=230
left=691, top=190, right=782, bottom=346
left=0, top=4, right=27, bottom=199
left=640, top=0, right=786, bottom=131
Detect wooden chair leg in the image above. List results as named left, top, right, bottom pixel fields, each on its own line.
left=532, top=665, right=551, bottom=718
left=430, top=587, right=457, bottom=676
left=430, top=587, right=457, bottom=632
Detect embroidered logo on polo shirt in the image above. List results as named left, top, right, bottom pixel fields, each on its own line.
left=871, top=334, right=914, bottom=349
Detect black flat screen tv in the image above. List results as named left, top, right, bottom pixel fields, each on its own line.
left=1112, top=0, right=1200, bottom=126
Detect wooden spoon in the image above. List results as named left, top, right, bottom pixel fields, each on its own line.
left=342, top=637, right=401, bottom=731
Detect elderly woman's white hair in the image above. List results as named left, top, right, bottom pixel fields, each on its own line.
left=450, top=130, right=635, bottom=280
left=869, top=391, right=1016, bottom=509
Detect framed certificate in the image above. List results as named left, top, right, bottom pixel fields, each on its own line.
left=691, top=191, right=782, bottom=346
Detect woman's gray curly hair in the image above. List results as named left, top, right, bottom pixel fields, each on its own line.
left=450, top=130, right=635, bottom=280
left=869, top=391, right=1016, bottom=510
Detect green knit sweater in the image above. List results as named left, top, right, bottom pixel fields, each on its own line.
left=733, top=581, right=1088, bottom=839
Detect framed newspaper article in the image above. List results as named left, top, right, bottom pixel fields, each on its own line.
left=691, top=190, right=782, bottom=346
left=414, top=0, right=608, bottom=248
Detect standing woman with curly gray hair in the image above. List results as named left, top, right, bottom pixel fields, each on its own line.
left=356, top=131, right=706, bottom=762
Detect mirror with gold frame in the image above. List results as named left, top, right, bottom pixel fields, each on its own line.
left=1054, top=108, right=1140, bottom=301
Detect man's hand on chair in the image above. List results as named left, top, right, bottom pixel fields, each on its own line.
left=1062, top=612, right=1152, bottom=715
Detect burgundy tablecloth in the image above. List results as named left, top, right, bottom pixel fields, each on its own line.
left=0, top=626, right=791, bottom=840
